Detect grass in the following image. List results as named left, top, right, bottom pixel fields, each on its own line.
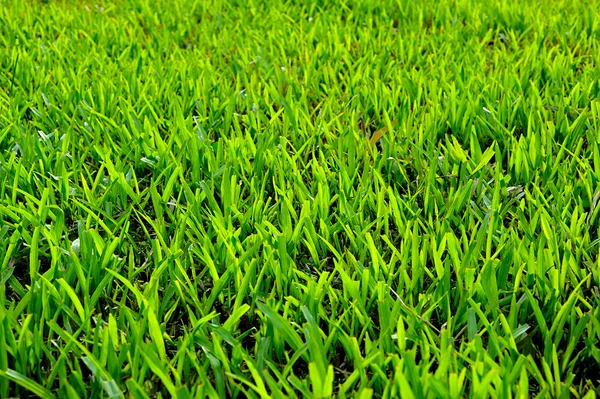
left=1, top=0, right=600, bottom=397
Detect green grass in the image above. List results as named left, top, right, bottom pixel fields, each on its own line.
left=1, top=0, right=600, bottom=397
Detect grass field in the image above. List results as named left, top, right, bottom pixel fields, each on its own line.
left=1, top=0, right=600, bottom=397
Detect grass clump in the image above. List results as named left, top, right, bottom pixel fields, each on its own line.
left=1, top=0, right=600, bottom=397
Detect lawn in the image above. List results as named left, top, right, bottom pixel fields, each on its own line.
left=1, top=0, right=599, bottom=397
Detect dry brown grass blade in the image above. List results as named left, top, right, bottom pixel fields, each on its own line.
left=369, top=119, right=398, bottom=146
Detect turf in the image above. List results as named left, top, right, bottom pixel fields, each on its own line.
left=1, top=0, right=600, bottom=397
